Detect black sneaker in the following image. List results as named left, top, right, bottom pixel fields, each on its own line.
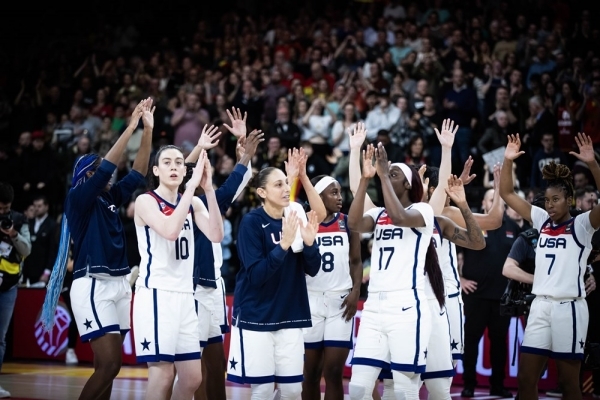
left=461, top=388, right=475, bottom=397
left=545, top=388, right=562, bottom=398
left=490, top=387, right=513, bottom=398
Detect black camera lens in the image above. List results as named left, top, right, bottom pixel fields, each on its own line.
left=0, top=218, right=12, bottom=230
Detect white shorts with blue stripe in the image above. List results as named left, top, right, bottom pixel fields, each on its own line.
left=422, top=298, right=455, bottom=380
left=70, top=276, right=131, bottom=342
left=195, top=277, right=229, bottom=350
left=521, top=296, right=588, bottom=360
left=445, top=290, right=464, bottom=360
left=303, top=290, right=354, bottom=350
left=352, top=291, right=431, bottom=374
left=226, top=326, right=304, bottom=385
left=133, top=286, right=201, bottom=363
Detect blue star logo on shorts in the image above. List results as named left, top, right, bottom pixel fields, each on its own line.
left=451, top=339, right=459, bottom=350
left=580, top=340, right=585, bottom=349
left=424, top=349, right=428, bottom=359
left=141, top=338, right=151, bottom=351
left=229, top=358, right=238, bottom=371
left=84, top=319, right=93, bottom=330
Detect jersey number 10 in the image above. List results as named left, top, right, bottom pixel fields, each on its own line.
left=175, top=237, right=190, bottom=260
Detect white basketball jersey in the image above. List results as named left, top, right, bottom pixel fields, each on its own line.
left=531, top=206, right=595, bottom=299
left=306, top=213, right=353, bottom=292
left=432, top=218, right=461, bottom=295
left=365, top=203, right=434, bottom=293
left=425, top=218, right=449, bottom=300
left=136, top=191, right=196, bottom=293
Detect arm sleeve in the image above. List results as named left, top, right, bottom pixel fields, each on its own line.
left=576, top=211, right=597, bottom=246
left=201, top=163, right=249, bottom=214
left=110, top=169, right=146, bottom=207
left=12, top=223, right=32, bottom=257
left=236, top=215, right=289, bottom=287
left=507, top=236, right=530, bottom=264
left=302, top=242, right=321, bottom=277
left=70, top=159, right=117, bottom=210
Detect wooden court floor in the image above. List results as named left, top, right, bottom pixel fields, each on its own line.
left=0, top=361, right=575, bottom=399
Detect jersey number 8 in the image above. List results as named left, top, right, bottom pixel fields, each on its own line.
left=321, top=252, right=334, bottom=272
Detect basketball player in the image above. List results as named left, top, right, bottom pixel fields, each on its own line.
left=419, top=175, right=486, bottom=399
left=226, top=165, right=322, bottom=400
left=302, top=175, right=363, bottom=400
left=346, top=133, right=443, bottom=400
left=499, top=132, right=600, bottom=400
left=133, top=147, right=223, bottom=399
left=185, top=121, right=262, bottom=400
left=423, top=119, right=504, bottom=367
left=41, top=98, right=153, bottom=400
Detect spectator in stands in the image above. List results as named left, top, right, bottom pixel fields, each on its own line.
left=365, top=88, right=399, bottom=142
left=530, top=132, right=568, bottom=189
left=22, top=195, right=57, bottom=285
left=442, top=68, right=478, bottom=166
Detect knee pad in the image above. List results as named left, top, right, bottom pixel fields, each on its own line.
left=381, top=379, right=395, bottom=400
left=251, top=382, right=275, bottom=400
left=349, top=382, right=366, bottom=400
left=391, top=371, right=419, bottom=400
left=279, top=382, right=302, bottom=400
left=424, top=377, right=452, bottom=400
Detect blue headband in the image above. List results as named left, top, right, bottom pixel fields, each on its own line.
left=72, top=154, right=99, bottom=188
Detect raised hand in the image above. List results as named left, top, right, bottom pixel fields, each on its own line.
left=198, top=153, right=214, bottom=191
left=239, top=129, right=264, bottom=161
left=348, top=121, right=368, bottom=150
left=444, top=175, right=467, bottom=206
left=141, top=98, right=156, bottom=128
left=280, top=211, right=300, bottom=251
left=186, top=150, right=207, bottom=189
left=418, top=164, right=429, bottom=198
left=300, top=210, right=320, bottom=246
left=504, top=134, right=526, bottom=161
left=492, top=162, right=502, bottom=191
left=197, top=124, right=222, bottom=150
left=223, top=107, right=247, bottom=138
left=129, top=98, right=147, bottom=127
left=297, top=147, right=309, bottom=178
left=361, top=144, right=376, bottom=179
left=459, top=156, right=477, bottom=185
left=374, top=142, right=390, bottom=178
left=434, top=118, right=459, bottom=148
left=284, top=148, right=301, bottom=181
left=570, top=132, right=596, bottom=164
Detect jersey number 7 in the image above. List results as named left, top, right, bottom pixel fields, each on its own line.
left=378, top=247, right=395, bottom=270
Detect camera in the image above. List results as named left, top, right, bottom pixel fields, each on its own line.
left=500, top=279, right=535, bottom=316
left=0, top=213, right=12, bottom=230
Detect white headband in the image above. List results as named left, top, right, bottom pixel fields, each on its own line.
left=391, top=163, right=413, bottom=185
left=314, top=176, right=337, bottom=194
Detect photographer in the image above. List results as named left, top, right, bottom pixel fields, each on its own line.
left=0, top=182, right=32, bottom=398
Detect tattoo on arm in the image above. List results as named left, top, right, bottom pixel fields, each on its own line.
left=451, top=227, right=467, bottom=242
left=459, top=206, right=486, bottom=248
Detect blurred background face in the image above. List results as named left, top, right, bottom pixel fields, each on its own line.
left=495, top=111, right=508, bottom=128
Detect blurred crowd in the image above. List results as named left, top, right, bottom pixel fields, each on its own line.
left=1, top=0, right=599, bottom=292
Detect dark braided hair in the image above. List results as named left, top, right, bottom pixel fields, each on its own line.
left=541, top=162, right=574, bottom=199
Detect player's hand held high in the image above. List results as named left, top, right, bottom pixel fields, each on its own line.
left=504, top=134, right=526, bottom=161
left=186, top=150, right=207, bottom=190
left=361, top=144, right=376, bottom=179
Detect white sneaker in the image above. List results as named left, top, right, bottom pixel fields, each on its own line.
left=271, top=388, right=281, bottom=400
left=0, top=385, right=10, bottom=398
left=65, top=348, right=78, bottom=365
